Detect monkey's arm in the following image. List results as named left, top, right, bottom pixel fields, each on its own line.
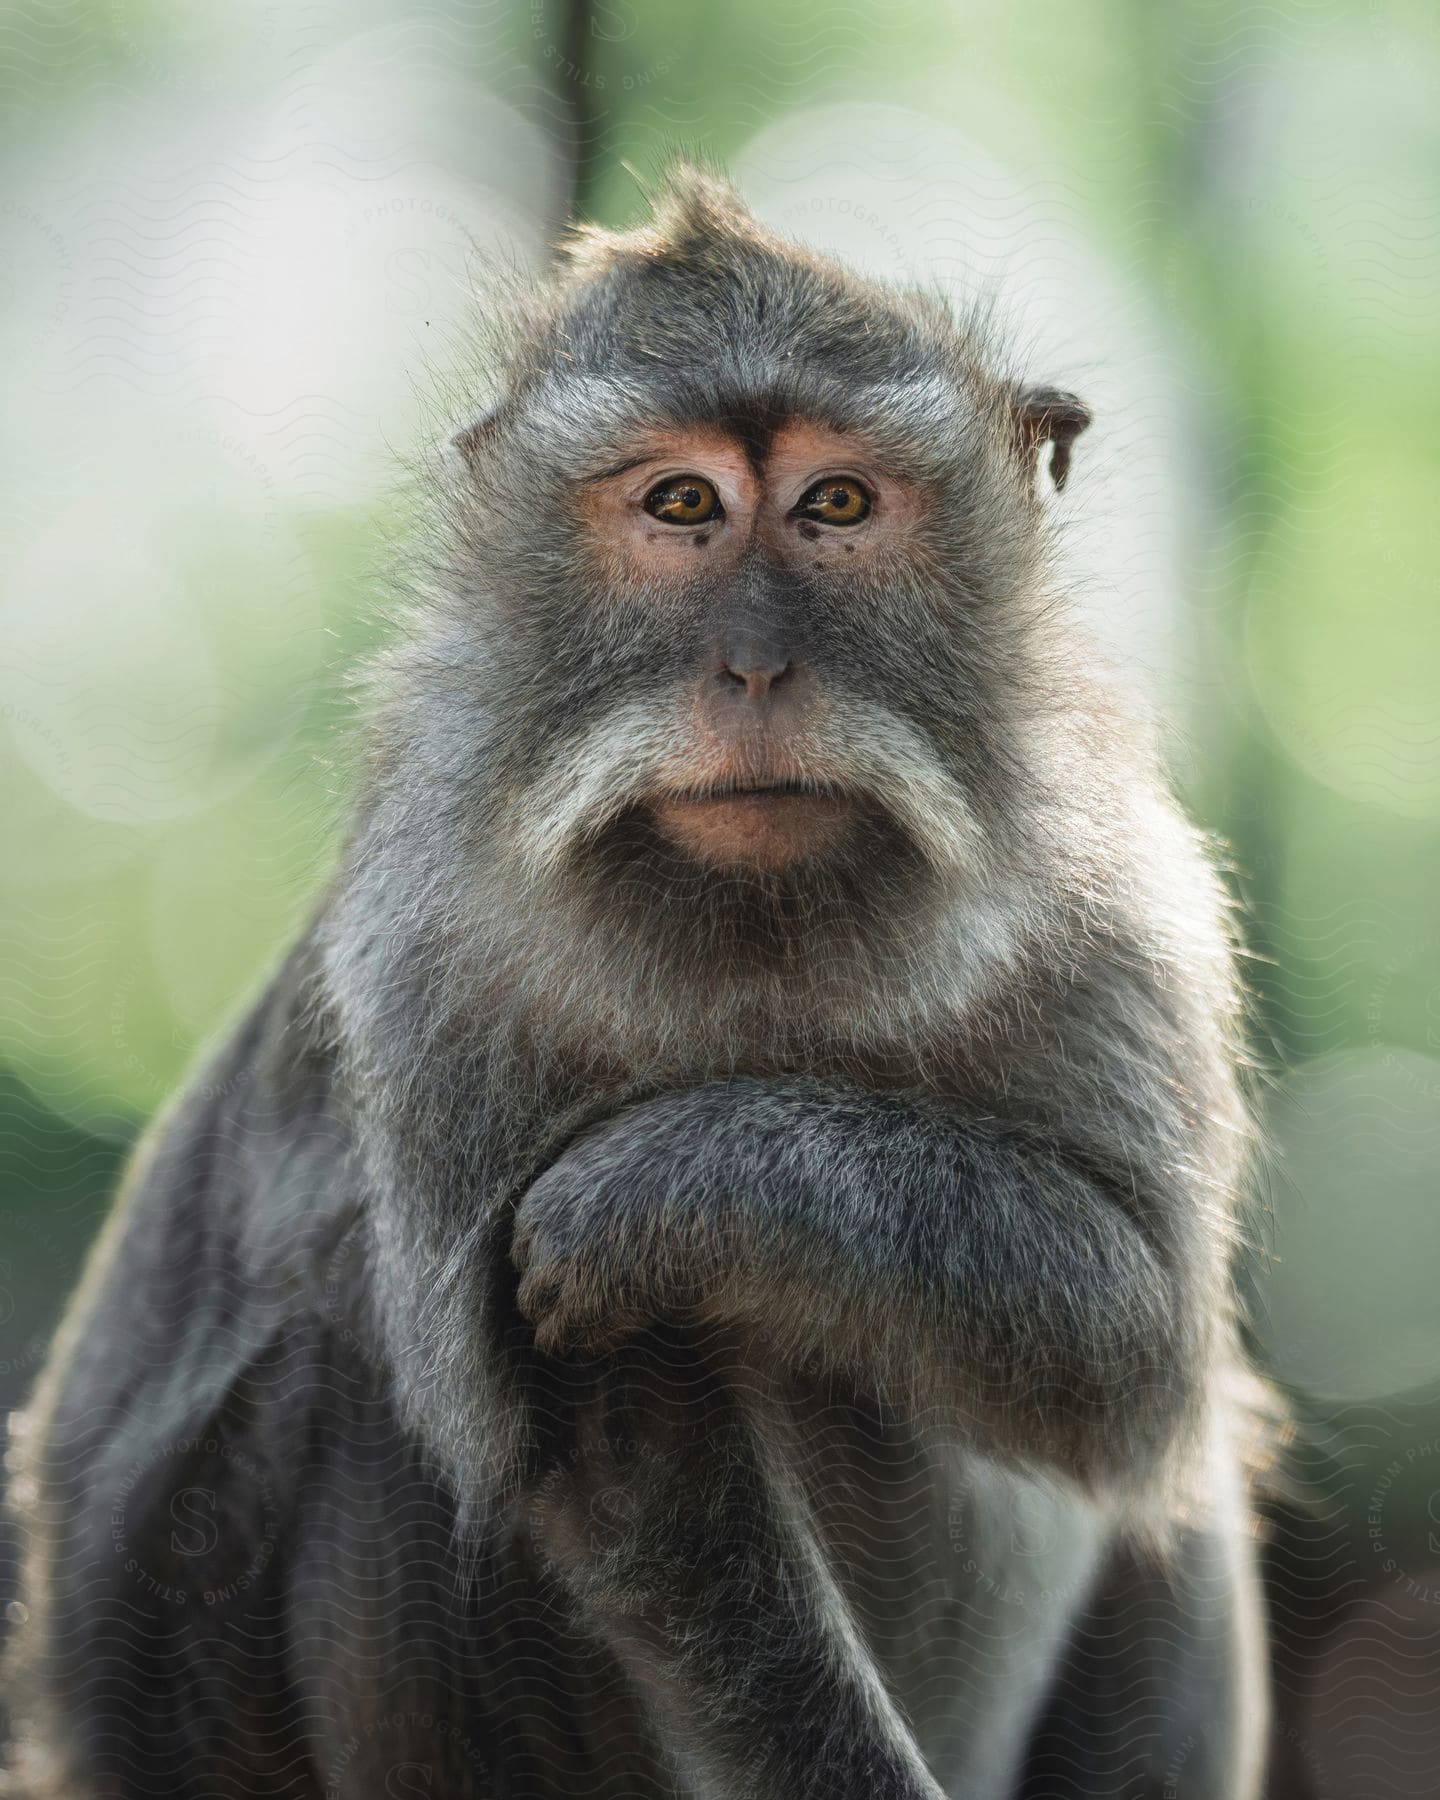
left=3, top=939, right=352, bottom=1798
left=512, top=1078, right=1217, bottom=1484
left=1018, top=1508, right=1269, bottom=1799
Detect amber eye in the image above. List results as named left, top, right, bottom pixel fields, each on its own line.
left=643, top=475, right=723, bottom=525
left=794, top=476, right=871, bottom=526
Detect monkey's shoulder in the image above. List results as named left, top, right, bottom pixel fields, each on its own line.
left=18, top=934, right=357, bottom=1495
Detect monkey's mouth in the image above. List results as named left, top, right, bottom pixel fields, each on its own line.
left=647, top=777, right=857, bottom=872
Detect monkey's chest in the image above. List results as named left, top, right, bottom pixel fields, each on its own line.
left=826, top=1441, right=1111, bottom=1796
left=507, top=1350, right=1111, bottom=1800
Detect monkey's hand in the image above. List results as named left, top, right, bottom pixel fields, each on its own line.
left=510, top=1095, right=781, bottom=1358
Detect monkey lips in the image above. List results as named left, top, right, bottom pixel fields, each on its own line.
left=648, top=779, right=857, bottom=873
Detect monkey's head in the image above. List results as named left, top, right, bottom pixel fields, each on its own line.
left=361, top=168, right=1108, bottom=1050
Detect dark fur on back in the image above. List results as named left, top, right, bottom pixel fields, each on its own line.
left=4, top=168, right=1267, bottom=1800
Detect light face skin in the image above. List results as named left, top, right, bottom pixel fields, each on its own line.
left=578, top=421, right=925, bottom=874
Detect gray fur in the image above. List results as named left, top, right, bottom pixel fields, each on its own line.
left=4, top=166, right=1269, bottom=1798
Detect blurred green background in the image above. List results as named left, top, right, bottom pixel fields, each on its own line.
left=2, top=0, right=1438, bottom=1785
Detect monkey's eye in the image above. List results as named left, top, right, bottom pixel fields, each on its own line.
left=793, top=477, right=871, bottom=526
left=643, top=475, right=723, bottom=525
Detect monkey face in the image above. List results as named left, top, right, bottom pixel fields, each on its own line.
left=570, top=419, right=934, bottom=874
left=482, top=375, right=1039, bottom=915
left=338, top=175, right=1113, bottom=1060
left=412, top=176, right=1096, bottom=1019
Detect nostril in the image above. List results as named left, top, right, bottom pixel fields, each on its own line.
left=718, top=654, right=793, bottom=699
left=722, top=663, right=790, bottom=700
left=715, top=618, right=794, bottom=698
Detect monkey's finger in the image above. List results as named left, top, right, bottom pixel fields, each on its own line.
left=532, top=1305, right=640, bottom=1359
left=571, top=1306, right=652, bottom=1357
left=515, top=1266, right=564, bottom=1324
left=517, top=1267, right=607, bottom=1340
left=509, top=1214, right=548, bottom=1273
left=521, top=1273, right=651, bottom=1359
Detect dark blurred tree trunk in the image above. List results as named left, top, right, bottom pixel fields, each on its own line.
left=556, top=0, right=602, bottom=228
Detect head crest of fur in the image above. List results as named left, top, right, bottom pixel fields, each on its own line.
left=557, top=163, right=765, bottom=274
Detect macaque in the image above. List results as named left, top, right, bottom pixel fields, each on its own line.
left=3, top=168, right=1270, bottom=1798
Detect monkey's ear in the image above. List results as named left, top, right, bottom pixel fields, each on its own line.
left=1013, top=386, right=1092, bottom=492
left=449, top=414, right=494, bottom=464
left=441, top=410, right=501, bottom=482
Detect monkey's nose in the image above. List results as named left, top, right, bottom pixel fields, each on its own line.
left=719, top=634, right=792, bottom=700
